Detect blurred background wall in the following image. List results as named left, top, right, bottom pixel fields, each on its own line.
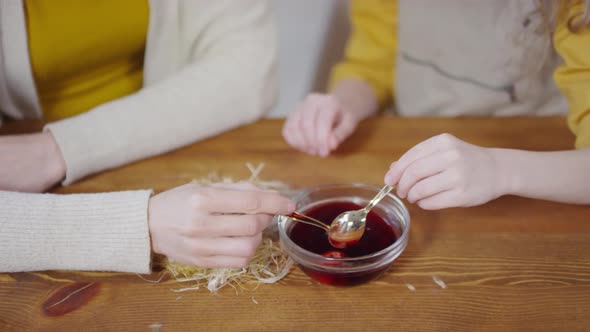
left=268, top=0, right=350, bottom=118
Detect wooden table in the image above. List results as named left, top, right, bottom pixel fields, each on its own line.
left=1, top=116, right=589, bottom=332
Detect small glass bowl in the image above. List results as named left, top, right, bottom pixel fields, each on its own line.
left=277, top=183, right=411, bottom=286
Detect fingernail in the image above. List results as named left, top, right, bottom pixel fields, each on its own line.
left=329, top=137, right=338, bottom=150
left=288, top=202, right=296, bottom=212
left=384, top=174, right=393, bottom=185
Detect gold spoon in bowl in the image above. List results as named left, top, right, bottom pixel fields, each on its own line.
left=327, top=185, right=395, bottom=249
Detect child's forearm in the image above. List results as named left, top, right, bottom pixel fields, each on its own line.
left=331, top=78, right=379, bottom=121
left=493, top=148, right=590, bottom=204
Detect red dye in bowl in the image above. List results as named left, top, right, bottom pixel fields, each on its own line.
left=288, top=201, right=398, bottom=286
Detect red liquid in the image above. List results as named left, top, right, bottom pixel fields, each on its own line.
left=288, top=201, right=398, bottom=286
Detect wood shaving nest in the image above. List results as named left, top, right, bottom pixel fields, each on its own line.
left=150, top=163, right=296, bottom=293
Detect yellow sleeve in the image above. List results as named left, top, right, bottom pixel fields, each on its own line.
left=553, top=1, right=590, bottom=149
left=329, top=0, right=397, bottom=108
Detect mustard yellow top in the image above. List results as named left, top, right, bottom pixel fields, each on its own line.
left=25, top=0, right=149, bottom=121
left=329, top=0, right=397, bottom=109
left=332, top=0, right=590, bottom=149
left=554, top=1, right=590, bottom=149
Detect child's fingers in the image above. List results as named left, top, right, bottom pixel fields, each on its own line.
left=282, top=109, right=306, bottom=152
left=332, top=114, right=356, bottom=148
left=294, top=106, right=313, bottom=153
left=317, top=96, right=343, bottom=156
left=406, top=171, right=455, bottom=204
left=384, top=162, right=397, bottom=185
left=329, top=134, right=338, bottom=151
left=316, top=107, right=339, bottom=157
left=290, top=107, right=312, bottom=153
left=301, top=103, right=320, bottom=155
left=282, top=124, right=299, bottom=151
left=386, top=133, right=454, bottom=186
left=415, top=189, right=460, bottom=210
left=396, top=153, right=449, bottom=198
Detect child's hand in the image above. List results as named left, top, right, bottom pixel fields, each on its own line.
left=282, top=93, right=360, bottom=157
left=384, top=134, right=505, bottom=210
left=148, top=182, right=295, bottom=268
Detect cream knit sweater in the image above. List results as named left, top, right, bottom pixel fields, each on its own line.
left=0, top=0, right=277, bottom=273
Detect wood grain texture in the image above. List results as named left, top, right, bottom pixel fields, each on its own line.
left=1, top=116, right=589, bottom=332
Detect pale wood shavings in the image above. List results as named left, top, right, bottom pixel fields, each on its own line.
left=148, top=323, right=163, bottom=332
left=432, top=276, right=447, bottom=289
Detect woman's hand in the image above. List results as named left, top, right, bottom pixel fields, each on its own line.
left=148, top=182, right=295, bottom=268
left=0, top=132, right=66, bottom=192
left=385, top=134, right=505, bottom=210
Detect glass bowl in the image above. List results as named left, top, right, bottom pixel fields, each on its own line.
left=277, top=183, right=411, bottom=286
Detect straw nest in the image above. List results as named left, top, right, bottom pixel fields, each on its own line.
left=150, top=163, right=296, bottom=293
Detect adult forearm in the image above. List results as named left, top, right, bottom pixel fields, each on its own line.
left=494, top=148, right=590, bottom=204
left=45, top=0, right=277, bottom=184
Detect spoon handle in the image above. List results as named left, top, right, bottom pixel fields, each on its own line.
left=292, top=211, right=330, bottom=228
left=364, top=185, right=395, bottom=211
left=282, top=215, right=330, bottom=231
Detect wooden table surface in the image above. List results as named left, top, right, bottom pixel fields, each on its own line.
left=1, top=116, right=590, bottom=332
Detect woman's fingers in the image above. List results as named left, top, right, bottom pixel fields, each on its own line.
left=193, top=187, right=294, bottom=215
left=183, top=233, right=263, bottom=258
left=184, top=213, right=273, bottom=238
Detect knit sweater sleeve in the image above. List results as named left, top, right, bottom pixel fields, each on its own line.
left=44, top=0, right=277, bottom=184
left=0, top=190, right=153, bottom=273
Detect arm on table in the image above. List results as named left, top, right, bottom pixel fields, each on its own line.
left=384, top=134, right=590, bottom=210
left=495, top=148, right=590, bottom=204
left=0, top=190, right=153, bottom=273
left=502, top=3, right=590, bottom=205
left=0, top=183, right=295, bottom=273
left=45, top=0, right=278, bottom=185
left=383, top=2, right=590, bottom=209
